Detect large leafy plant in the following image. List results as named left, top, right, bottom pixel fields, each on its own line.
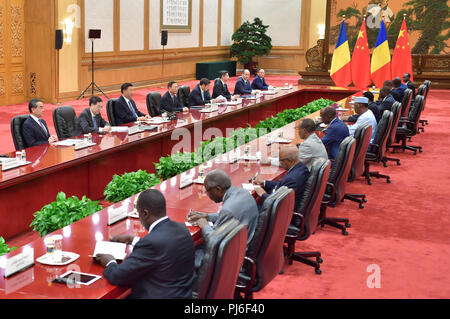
left=104, top=170, right=162, bottom=203
left=30, top=192, right=103, bottom=237
left=230, top=18, right=273, bottom=66
left=0, top=237, right=16, bottom=256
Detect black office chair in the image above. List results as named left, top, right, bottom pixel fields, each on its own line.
left=106, top=98, right=119, bottom=126
left=319, top=136, right=356, bottom=235
left=363, top=111, right=393, bottom=185
left=345, top=123, right=372, bottom=208
left=177, top=86, right=191, bottom=107
left=285, top=159, right=331, bottom=274
left=53, top=106, right=78, bottom=139
left=146, top=92, right=162, bottom=117
left=400, top=88, right=413, bottom=119
left=381, top=102, right=402, bottom=167
left=235, top=187, right=294, bottom=299
left=418, top=81, right=431, bottom=128
left=193, top=219, right=247, bottom=299
left=11, top=115, right=30, bottom=151
left=390, top=95, right=424, bottom=155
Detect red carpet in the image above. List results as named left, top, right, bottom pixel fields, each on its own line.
left=0, top=75, right=297, bottom=153
left=3, top=78, right=450, bottom=298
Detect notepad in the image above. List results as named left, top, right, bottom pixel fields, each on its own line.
left=53, top=139, right=81, bottom=146
left=242, top=183, right=255, bottom=192
left=110, top=126, right=130, bottom=133
left=93, top=241, right=127, bottom=260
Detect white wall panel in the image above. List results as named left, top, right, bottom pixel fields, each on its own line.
left=85, top=0, right=115, bottom=52
left=149, top=0, right=200, bottom=50
left=220, top=0, right=234, bottom=46
left=241, top=0, right=302, bottom=47
left=120, top=0, right=145, bottom=51
left=203, top=0, right=218, bottom=47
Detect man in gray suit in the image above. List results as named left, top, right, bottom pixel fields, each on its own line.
left=187, top=169, right=258, bottom=268
left=297, top=118, right=328, bottom=171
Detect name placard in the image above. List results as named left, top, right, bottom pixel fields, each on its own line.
left=128, top=126, right=142, bottom=136
left=74, top=141, right=95, bottom=151
left=108, top=207, right=128, bottom=226
left=1, top=159, right=30, bottom=172
left=179, top=176, right=194, bottom=189
left=4, top=248, right=34, bottom=278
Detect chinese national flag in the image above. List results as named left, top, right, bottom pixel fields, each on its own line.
left=351, top=19, right=372, bottom=88
left=392, top=18, right=413, bottom=81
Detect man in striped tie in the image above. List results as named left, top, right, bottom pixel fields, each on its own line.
left=115, top=83, right=150, bottom=125
left=22, top=98, right=58, bottom=148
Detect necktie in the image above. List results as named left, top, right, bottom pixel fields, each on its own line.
left=128, top=100, right=137, bottom=118
left=93, top=116, right=98, bottom=129
left=201, top=90, right=204, bottom=101
left=38, top=119, right=48, bottom=135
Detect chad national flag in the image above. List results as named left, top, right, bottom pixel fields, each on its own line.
left=330, top=20, right=352, bottom=87
left=371, top=20, right=392, bottom=87
left=351, top=19, right=371, bottom=89
left=392, top=18, right=413, bottom=81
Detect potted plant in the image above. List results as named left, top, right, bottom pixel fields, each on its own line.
left=0, top=237, right=17, bottom=256
left=230, top=18, right=273, bottom=74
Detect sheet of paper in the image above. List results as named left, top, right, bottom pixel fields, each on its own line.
left=53, top=139, right=80, bottom=146
left=110, top=126, right=130, bottom=133
left=93, top=241, right=127, bottom=260
left=242, top=183, right=255, bottom=192
left=185, top=221, right=214, bottom=227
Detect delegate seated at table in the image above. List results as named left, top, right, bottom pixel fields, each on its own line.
left=95, top=189, right=195, bottom=299
left=319, top=106, right=350, bottom=161
left=297, top=118, right=328, bottom=171
left=22, top=98, right=58, bottom=148
left=234, top=69, right=253, bottom=95
left=346, top=97, right=377, bottom=143
left=251, top=69, right=269, bottom=91
left=76, top=96, right=111, bottom=135
left=115, top=83, right=150, bottom=125
left=161, top=81, right=189, bottom=113
left=189, top=78, right=216, bottom=106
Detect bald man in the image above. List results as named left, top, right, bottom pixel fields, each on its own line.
left=234, top=69, right=252, bottom=95
left=254, top=145, right=310, bottom=213
left=251, top=68, right=269, bottom=90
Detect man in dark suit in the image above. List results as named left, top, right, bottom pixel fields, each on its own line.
left=161, top=81, right=189, bottom=113
left=189, top=78, right=216, bottom=106
left=320, top=106, right=350, bottom=160
left=212, top=70, right=232, bottom=100
left=383, top=80, right=401, bottom=102
left=95, top=189, right=195, bottom=299
left=76, top=96, right=111, bottom=135
left=392, top=77, right=408, bottom=102
left=253, top=145, right=310, bottom=213
left=233, top=69, right=252, bottom=95
left=377, top=86, right=396, bottom=115
left=22, top=98, right=58, bottom=148
left=251, top=68, right=269, bottom=90
left=403, top=73, right=416, bottom=100
left=115, top=83, right=149, bottom=125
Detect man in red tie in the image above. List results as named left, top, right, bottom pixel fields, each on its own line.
left=22, top=98, right=58, bottom=148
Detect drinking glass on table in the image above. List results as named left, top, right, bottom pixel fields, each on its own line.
left=53, top=235, right=63, bottom=263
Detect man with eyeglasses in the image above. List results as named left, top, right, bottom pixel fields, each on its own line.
left=76, top=96, right=111, bottom=135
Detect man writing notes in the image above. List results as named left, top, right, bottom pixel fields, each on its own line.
left=76, top=96, right=111, bottom=135
left=297, top=119, right=328, bottom=171
left=212, top=70, right=232, bottom=100
left=22, top=98, right=58, bottom=148
left=189, top=78, right=216, bottom=106
left=251, top=68, right=269, bottom=90
left=348, top=97, right=377, bottom=143
left=161, top=81, right=189, bottom=113
left=95, top=189, right=195, bottom=299
left=233, top=69, right=252, bottom=95
left=115, top=83, right=150, bottom=125
left=320, top=106, right=350, bottom=160
left=253, top=145, right=310, bottom=214
left=187, top=170, right=258, bottom=268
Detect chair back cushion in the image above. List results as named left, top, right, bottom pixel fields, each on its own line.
left=146, top=92, right=162, bottom=117
left=206, top=224, right=247, bottom=299
left=194, top=219, right=240, bottom=299
left=177, top=86, right=191, bottom=107
left=11, top=115, right=30, bottom=151
left=371, top=111, right=393, bottom=161
left=349, top=124, right=372, bottom=181
left=387, top=102, right=402, bottom=146
left=53, top=106, right=78, bottom=139
left=106, top=98, right=119, bottom=126
left=408, top=95, right=424, bottom=126
left=400, top=88, right=412, bottom=118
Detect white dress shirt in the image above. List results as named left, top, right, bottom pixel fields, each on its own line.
left=348, top=109, right=378, bottom=143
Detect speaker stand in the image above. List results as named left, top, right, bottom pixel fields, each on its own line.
left=160, top=45, right=165, bottom=89
left=78, top=39, right=109, bottom=100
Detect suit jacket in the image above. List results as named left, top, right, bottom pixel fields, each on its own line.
left=212, top=80, right=231, bottom=100
left=392, top=84, right=407, bottom=102
left=233, top=77, right=252, bottom=95
left=298, top=133, right=329, bottom=171
left=406, top=80, right=416, bottom=100
left=76, top=108, right=109, bottom=134
left=263, top=162, right=310, bottom=213
left=22, top=116, right=50, bottom=148
left=188, top=84, right=212, bottom=106
left=251, top=76, right=269, bottom=90
left=202, top=186, right=258, bottom=245
left=321, top=118, right=350, bottom=160
left=378, top=94, right=396, bottom=115
left=161, top=91, right=183, bottom=113
left=103, top=218, right=195, bottom=299
left=115, top=96, right=146, bottom=126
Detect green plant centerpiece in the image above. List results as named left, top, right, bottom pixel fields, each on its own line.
left=230, top=17, right=272, bottom=73
left=0, top=237, right=17, bottom=256
left=30, top=192, right=103, bottom=237
left=104, top=170, right=162, bottom=203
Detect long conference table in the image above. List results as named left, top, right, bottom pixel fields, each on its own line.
left=0, top=86, right=356, bottom=240
left=0, top=90, right=359, bottom=299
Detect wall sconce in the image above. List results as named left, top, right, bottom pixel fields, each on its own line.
left=317, top=24, right=325, bottom=39
left=63, top=18, right=75, bottom=43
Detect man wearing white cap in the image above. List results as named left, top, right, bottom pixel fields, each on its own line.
left=348, top=96, right=377, bottom=143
